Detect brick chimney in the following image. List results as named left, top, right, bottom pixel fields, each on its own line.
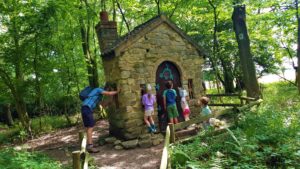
left=95, top=11, right=118, bottom=53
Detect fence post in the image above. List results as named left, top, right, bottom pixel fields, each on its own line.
left=169, top=123, right=175, bottom=143
left=259, top=83, right=264, bottom=99
left=79, top=131, right=84, bottom=145
left=160, top=126, right=170, bottom=169
left=239, top=95, right=243, bottom=105
left=72, top=151, right=81, bottom=169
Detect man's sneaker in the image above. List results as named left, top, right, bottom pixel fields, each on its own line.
left=87, top=146, right=99, bottom=153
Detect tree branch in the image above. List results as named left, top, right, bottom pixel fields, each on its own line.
left=0, top=67, right=17, bottom=97
left=155, top=0, right=161, bottom=15
left=169, top=1, right=180, bottom=19
left=275, top=73, right=297, bottom=86
left=116, top=0, right=130, bottom=32
left=280, top=39, right=296, bottom=69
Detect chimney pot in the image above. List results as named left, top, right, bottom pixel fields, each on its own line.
left=96, top=11, right=118, bottom=53
left=100, top=11, right=109, bottom=22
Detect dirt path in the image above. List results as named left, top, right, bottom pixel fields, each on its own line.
left=22, top=120, right=163, bottom=169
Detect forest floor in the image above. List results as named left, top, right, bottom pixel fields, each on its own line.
left=20, top=120, right=163, bottom=169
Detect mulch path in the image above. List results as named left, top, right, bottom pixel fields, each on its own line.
left=22, top=120, right=163, bottom=169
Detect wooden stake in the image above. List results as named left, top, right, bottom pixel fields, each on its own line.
left=160, top=126, right=170, bottom=169
left=169, top=123, right=175, bottom=143
left=72, top=151, right=81, bottom=169
left=79, top=131, right=84, bottom=145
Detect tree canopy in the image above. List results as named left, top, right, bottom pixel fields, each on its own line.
left=0, top=0, right=298, bottom=130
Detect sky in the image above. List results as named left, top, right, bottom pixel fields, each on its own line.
left=258, top=57, right=296, bottom=83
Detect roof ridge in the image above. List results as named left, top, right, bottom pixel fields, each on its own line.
left=101, top=14, right=207, bottom=58
left=102, top=15, right=162, bottom=54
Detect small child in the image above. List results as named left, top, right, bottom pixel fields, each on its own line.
left=179, top=88, right=190, bottom=121
left=142, top=84, right=157, bottom=133
left=199, top=96, right=212, bottom=129
left=163, top=81, right=179, bottom=124
left=199, top=97, right=211, bottom=115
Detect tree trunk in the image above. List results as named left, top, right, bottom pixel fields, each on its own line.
left=11, top=13, right=32, bottom=136
left=155, top=0, right=161, bottom=15
left=223, top=71, right=235, bottom=93
left=208, top=0, right=235, bottom=93
left=232, top=5, right=260, bottom=98
left=15, top=94, right=32, bottom=136
left=80, top=0, right=99, bottom=88
left=69, top=20, right=81, bottom=93
left=113, top=0, right=116, bottom=21
left=220, top=57, right=235, bottom=93
left=0, top=69, right=31, bottom=135
left=62, top=49, right=73, bottom=125
left=4, top=104, right=14, bottom=126
left=296, top=0, right=300, bottom=93
left=34, top=36, right=43, bottom=115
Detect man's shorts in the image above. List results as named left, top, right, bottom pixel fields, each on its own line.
left=145, top=109, right=154, bottom=116
left=167, top=104, right=179, bottom=118
left=81, top=106, right=95, bottom=127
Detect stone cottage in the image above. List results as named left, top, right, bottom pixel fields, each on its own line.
left=96, top=12, right=206, bottom=140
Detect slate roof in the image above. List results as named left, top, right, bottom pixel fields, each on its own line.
left=101, top=14, right=207, bottom=58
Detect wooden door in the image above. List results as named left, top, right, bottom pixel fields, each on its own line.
left=155, top=61, right=182, bottom=131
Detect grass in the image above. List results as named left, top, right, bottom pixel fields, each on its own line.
left=0, top=148, right=63, bottom=169
left=171, top=82, right=300, bottom=168
left=205, top=88, right=247, bottom=105
left=0, top=114, right=83, bottom=168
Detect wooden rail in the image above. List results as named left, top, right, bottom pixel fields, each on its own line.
left=207, top=93, right=244, bottom=107
left=72, top=132, right=89, bottom=169
left=237, top=99, right=263, bottom=112
left=172, top=101, right=249, bottom=133
left=206, top=93, right=241, bottom=97
left=207, top=93, right=259, bottom=107
left=160, top=126, right=171, bottom=169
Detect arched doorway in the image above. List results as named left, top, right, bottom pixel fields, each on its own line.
left=155, top=61, right=182, bottom=132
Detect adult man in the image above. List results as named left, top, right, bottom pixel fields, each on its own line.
left=81, top=86, right=119, bottom=153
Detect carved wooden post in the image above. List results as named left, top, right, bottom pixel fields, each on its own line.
left=72, top=151, right=81, bottom=169
left=169, top=123, right=175, bottom=143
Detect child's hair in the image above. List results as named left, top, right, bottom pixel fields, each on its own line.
left=200, top=97, right=210, bottom=105
left=179, top=87, right=188, bottom=97
left=146, top=84, right=152, bottom=99
left=104, top=82, right=115, bottom=91
left=165, top=81, right=173, bottom=89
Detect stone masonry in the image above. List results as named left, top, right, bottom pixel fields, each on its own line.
left=96, top=13, right=205, bottom=140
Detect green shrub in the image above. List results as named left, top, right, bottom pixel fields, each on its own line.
left=0, top=128, right=19, bottom=144
left=171, top=82, right=300, bottom=168
left=31, top=115, right=74, bottom=133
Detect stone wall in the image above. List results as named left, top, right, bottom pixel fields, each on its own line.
left=103, top=23, right=204, bottom=140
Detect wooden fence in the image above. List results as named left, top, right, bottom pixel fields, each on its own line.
left=159, top=126, right=171, bottom=169
left=159, top=99, right=263, bottom=169
left=207, top=93, right=243, bottom=107
left=72, top=132, right=90, bottom=169
left=206, top=93, right=257, bottom=107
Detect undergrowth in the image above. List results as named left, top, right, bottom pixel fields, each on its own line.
left=171, top=82, right=300, bottom=168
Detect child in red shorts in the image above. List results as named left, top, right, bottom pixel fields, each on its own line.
left=179, top=88, right=190, bottom=121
